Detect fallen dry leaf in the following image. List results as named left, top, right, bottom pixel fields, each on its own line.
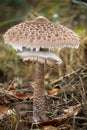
left=8, top=83, right=17, bottom=90
left=0, top=105, right=9, bottom=119
left=0, top=95, right=5, bottom=103
left=43, top=125, right=56, bottom=130
left=5, top=92, right=29, bottom=101
left=48, top=88, right=58, bottom=96
left=16, top=93, right=29, bottom=100
left=63, top=104, right=81, bottom=116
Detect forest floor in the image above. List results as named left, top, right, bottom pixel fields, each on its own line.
left=0, top=0, right=87, bottom=130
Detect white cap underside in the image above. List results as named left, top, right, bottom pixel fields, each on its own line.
left=18, top=51, right=62, bottom=64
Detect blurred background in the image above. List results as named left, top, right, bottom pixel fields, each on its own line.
left=0, top=0, right=87, bottom=83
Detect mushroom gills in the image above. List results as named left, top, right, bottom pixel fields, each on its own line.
left=18, top=51, right=62, bottom=65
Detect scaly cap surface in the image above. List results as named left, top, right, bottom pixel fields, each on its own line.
left=3, top=16, right=80, bottom=51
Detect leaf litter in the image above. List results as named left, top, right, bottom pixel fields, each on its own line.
left=0, top=64, right=87, bottom=129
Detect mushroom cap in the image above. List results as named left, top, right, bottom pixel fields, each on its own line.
left=3, top=16, right=80, bottom=51
left=18, top=51, right=62, bottom=66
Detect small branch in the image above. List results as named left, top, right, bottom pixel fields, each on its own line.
left=51, top=64, right=87, bottom=86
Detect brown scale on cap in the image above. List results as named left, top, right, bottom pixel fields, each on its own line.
left=3, top=16, right=80, bottom=122
left=4, top=16, right=80, bottom=50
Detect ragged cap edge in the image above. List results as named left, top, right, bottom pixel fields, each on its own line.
left=17, top=51, right=62, bottom=65
left=4, top=41, right=80, bottom=52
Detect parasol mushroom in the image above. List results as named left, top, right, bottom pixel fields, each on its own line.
left=3, top=16, right=80, bottom=122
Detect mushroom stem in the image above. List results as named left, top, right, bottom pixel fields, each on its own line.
left=33, top=62, right=47, bottom=122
